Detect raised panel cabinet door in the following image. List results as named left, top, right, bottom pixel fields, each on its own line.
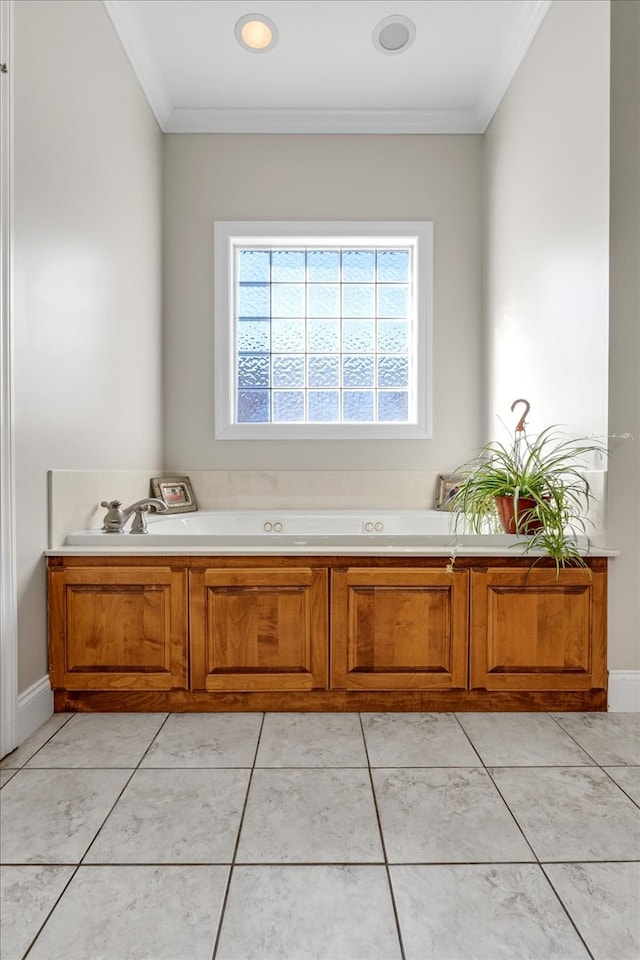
left=470, top=566, right=607, bottom=692
left=331, top=567, right=469, bottom=691
left=190, top=567, right=328, bottom=691
left=48, top=566, right=188, bottom=690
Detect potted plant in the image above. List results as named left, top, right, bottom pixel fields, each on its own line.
left=448, top=399, right=607, bottom=571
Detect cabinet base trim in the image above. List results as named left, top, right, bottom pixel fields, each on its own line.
left=53, top=688, right=607, bottom=713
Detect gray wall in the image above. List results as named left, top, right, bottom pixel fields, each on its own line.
left=14, top=0, right=164, bottom=689
left=483, top=0, right=610, bottom=439
left=608, top=0, right=640, bottom=672
left=163, top=134, right=483, bottom=473
left=483, top=0, right=639, bottom=673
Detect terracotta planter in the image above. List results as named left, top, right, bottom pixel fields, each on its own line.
left=495, top=495, right=544, bottom=535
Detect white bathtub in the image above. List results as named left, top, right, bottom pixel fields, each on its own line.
left=59, top=508, right=549, bottom=555
left=66, top=509, right=449, bottom=545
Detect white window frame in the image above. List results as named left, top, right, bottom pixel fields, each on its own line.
left=213, top=220, right=433, bottom=440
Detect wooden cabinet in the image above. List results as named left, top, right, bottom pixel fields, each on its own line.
left=47, top=555, right=607, bottom=711
left=48, top=563, right=187, bottom=691
left=331, top=567, right=468, bottom=691
left=470, top=566, right=607, bottom=692
left=190, top=566, right=328, bottom=692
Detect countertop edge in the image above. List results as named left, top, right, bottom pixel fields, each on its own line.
left=44, top=546, right=620, bottom=558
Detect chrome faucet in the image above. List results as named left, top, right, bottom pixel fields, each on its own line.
left=100, top=498, right=168, bottom=534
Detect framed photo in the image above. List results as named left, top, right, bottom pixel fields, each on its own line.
left=435, top=474, right=463, bottom=511
left=150, top=476, right=198, bottom=514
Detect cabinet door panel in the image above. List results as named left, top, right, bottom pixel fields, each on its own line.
left=331, top=568, right=468, bottom=690
left=49, top=567, right=187, bottom=690
left=470, top=567, right=607, bottom=691
left=190, top=567, right=328, bottom=691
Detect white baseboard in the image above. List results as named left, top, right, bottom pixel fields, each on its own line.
left=608, top=670, right=640, bottom=712
left=17, top=675, right=53, bottom=743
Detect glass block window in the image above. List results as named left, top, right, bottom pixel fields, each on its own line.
left=236, top=246, right=412, bottom=425
left=214, top=222, right=433, bottom=440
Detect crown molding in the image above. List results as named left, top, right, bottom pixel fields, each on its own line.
left=474, top=0, right=552, bottom=132
left=104, top=0, right=549, bottom=136
left=102, top=0, right=172, bottom=130
left=164, top=108, right=484, bottom=136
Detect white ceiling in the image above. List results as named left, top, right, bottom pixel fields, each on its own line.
left=104, top=0, right=551, bottom=134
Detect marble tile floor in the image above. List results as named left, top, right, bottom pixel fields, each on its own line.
left=1, top=710, right=639, bottom=960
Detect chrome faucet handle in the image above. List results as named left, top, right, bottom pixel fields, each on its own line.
left=101, top=500, right=126, bottom=533
left=130, top=504, right=151, bottom=535
left=101, top=497, right=168, bottom=534
left=126, top=497, right=168, bottom=534
left=143, top=498, right=169, bottom=513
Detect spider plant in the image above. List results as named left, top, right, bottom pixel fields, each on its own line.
left=449, top=422, right=607, bottom=572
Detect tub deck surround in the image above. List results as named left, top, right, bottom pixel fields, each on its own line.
left=47, top=510, right=609, bottom=714
left=54, top=509, right=614, bottom=557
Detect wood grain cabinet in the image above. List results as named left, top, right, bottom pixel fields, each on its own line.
left=331, top=567, right=469, bottom=691
left=47, top=555, right=608, bottom=711
left=48, top=563, right=187, bottom=691
left=189, top=566, right=328, bottom=692
left=469, top=565, right=607, bottom=693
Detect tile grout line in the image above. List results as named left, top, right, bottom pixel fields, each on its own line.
left=547, top=713, right=640, bottom=807
left=20, top=866, right=80, bottom=960
left=0, top=711, right=75, bottom=771
left=465, top=712, right=597, bottom=960
left=547, top=712, right=609, bottom=766
left=483, top=767, right=548, bottom=865
left=18, top=714, right=167, bottom=960
left=8, top=856, right=640, bottom=868
left=451, top=711, right=486, bottom=768
left=452, top=710, right=596, bottom=951
left=132, top=712, right=173, bottom=765
left=452, top=710, right=542, bottom=865
left=598, top=770, right=640, bottom=809
left=453, top=710, right=602, bottom=769
left=452, top=711, right=633, bottom=855
left=73, top=713, right=172, bottom=868
left=538, top=863, right=597, bottom=960
left=10, top=760, right=621, bottom=775
left=14, top=715, right=95, bottom=960
left=210, top=711, right=267, bottom=960
left=358, top=713, right=407, bottom=960
left=480, top=759, right=601, bottom=955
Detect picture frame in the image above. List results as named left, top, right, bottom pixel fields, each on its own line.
left=434, top=474, right=463, bottom=511
left=150, top=476, right=198, bottom=514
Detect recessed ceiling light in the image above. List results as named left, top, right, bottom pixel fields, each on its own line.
left=235, top=13, right=278, bottom=53
left=372, top=15, right=416, bottom=55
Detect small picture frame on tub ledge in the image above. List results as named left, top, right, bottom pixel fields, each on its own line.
left=150, top=476, right=198, bottom=514
left=435, top=474, right=462, bottom=511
